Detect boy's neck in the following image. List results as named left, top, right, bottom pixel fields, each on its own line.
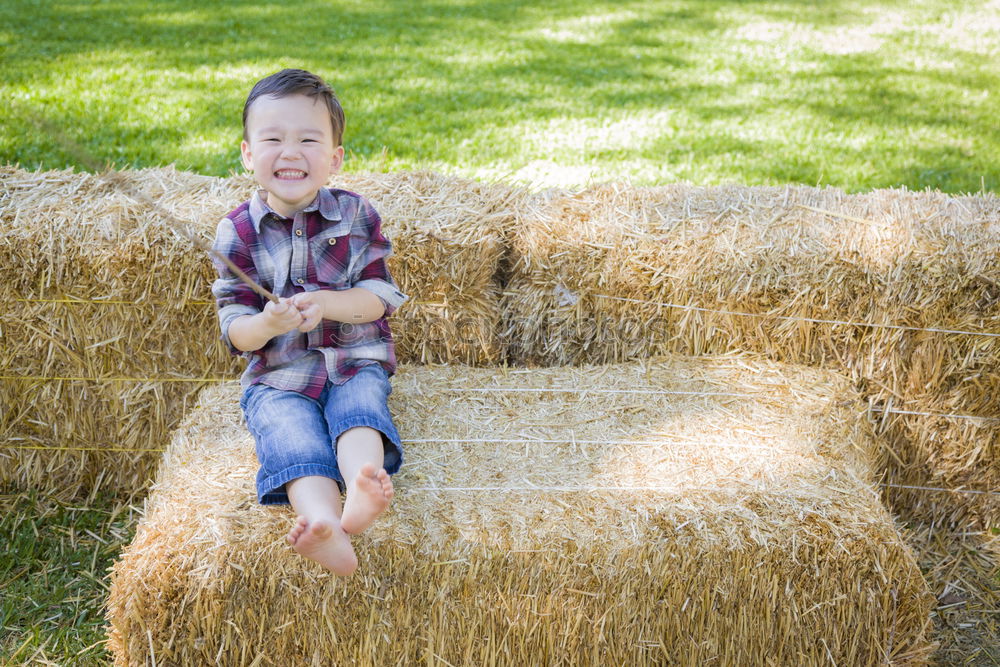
left=265, top=190, right=320, bottom=219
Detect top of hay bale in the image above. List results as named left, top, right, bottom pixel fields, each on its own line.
left=147, top=354, right=885, bottom=553
left=516, top=181, right=1000, bottom=276
left=332, top=171, right=526, bottom=242
left=0, top=166, right=523, bottom=302
left=0, top=166, right=523, bottom=246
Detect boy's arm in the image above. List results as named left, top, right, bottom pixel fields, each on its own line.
left=227, top=299, right=306, bottom=351
left=211, top=217, right=303, bottom=352
left=291, top=199, right=407, bottom=331
left=348, top=200, right=408, bottom=315
left=292, top=288, right=385, bottom=332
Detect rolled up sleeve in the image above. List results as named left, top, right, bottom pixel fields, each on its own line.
left=349, top=203, right=408, bottom=316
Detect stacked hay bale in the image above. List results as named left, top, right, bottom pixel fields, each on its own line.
left=333, top=171, right=522, bottom=365
left=107, top=356, right=934, bottom=665
left=0, top=167, right=518, bottom=498
left=502, top=184, right=1000, bottom=526
left=0, top=166, right=246, bottom=498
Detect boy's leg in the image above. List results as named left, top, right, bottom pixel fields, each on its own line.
left=324, top=365, right=403, bottom=535
left=337, top=426, right=394, bottom=535
left=285, top=475, right=358, bottom=575
left=240, top=383, right=357, bottom=575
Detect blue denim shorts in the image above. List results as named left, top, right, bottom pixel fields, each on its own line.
left=239, top=364, right=404, bottom=505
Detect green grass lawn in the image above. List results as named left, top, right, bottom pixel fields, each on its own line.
left=0, top=492, right=137, bottom=664
left=1, top=0, right=998, bottom=192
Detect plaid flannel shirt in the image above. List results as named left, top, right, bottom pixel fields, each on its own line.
left=211, top=187, right=407, bottom=398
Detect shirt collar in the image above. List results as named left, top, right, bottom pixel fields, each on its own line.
left=248, top=187, right=343, bottom=233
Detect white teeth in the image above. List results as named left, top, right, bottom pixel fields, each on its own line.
left=275, top=170, right=306, bottom=178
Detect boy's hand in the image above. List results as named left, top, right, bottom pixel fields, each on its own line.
left=261, top=297, right=305, bottom=336
left=290, top=291, right=326, bottom=332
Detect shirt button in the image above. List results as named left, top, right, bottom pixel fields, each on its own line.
left=295, top=229, right=303, bottom=236
left=328, top=238, right=337, bottom=245
left=297, top=278, right=305, bottom=284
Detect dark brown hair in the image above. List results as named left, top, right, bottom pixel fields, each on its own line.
left=242, top=69, right=345, bottom=146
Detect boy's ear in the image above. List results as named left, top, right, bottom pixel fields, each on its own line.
left=240, top=140, right=253, bottom=171
left=330, top=146, right=344, bottom=174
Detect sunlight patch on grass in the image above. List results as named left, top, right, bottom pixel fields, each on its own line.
left=730, top=9, right=909, bottom=56
left=496, top=110, right=679, bottom=157
left=920, top=4, right=1000, bottom=56
left=529, top=8, right=641, bottom=44
left=180, top=128, right=239, bottom=165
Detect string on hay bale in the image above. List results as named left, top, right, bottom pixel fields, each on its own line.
left=502, top=183, right=1000, bottom=527
left=0, top=166, right=518, bottom=498
left=107, top=356, right=934, bottom=665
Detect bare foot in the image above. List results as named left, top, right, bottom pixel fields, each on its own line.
left=287, top=516, right=358, bottom=576
left=341, top=463, right=394, bottom=535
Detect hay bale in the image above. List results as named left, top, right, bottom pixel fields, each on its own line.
left=0, top=165, right=245, bottom=498
left=107, top=356, right=934, bottom=665
left=332, top=171, right=524, bottom=365
left=0, top=166, right=517, bottom=498
left=502, top=184, right=1000, bottom=526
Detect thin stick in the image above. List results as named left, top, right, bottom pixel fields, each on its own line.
left=17, top=103, right=278, bottom=303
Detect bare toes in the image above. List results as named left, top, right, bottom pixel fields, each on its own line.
left=290, top=518, right=357, bottom=576
left=287, top=516, right=309, bottom=544
left=341, top=469, right=393, bottom=535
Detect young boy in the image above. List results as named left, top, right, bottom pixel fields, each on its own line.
left=211, top=69, right=407, bottom=576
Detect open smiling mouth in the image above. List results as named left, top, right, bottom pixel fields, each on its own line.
left=275, top=169, right=307, bottom=179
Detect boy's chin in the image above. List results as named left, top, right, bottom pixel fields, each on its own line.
left=268, top=178, right=314, bottom=194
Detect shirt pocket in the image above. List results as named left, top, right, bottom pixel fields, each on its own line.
left=309, top=229, right=351, bottom=287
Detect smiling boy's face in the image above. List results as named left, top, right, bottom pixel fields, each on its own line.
left=241, top=93, right=344, bottom=219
